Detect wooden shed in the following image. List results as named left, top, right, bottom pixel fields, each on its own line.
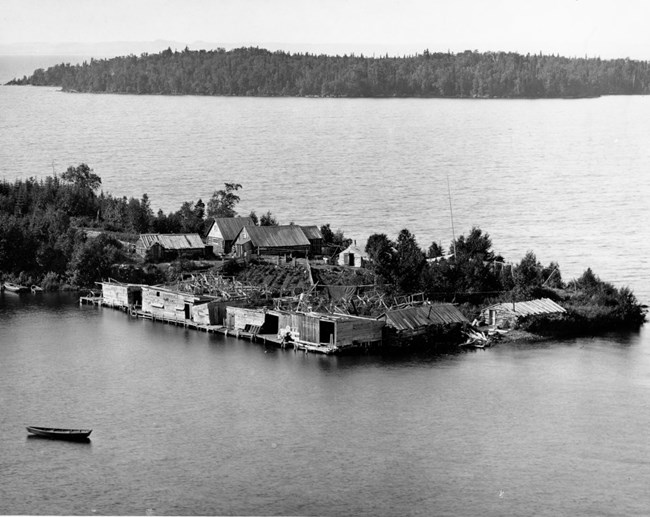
left=136, top=233, right=206, bottom=262
left=380, top=303, right=469, bottom=345
left=141, top=286, right=214, bottom=323
left=204, top=217, right=255, bottom=255
left=337, top=244, right=368, bottom=268
left=233, top=225, right=311, bottom=259
left=99, top=280, right=142, bottom=309
left=482, top=298, right=566, bottom=329
left=192, top=298, right=248, bottom=326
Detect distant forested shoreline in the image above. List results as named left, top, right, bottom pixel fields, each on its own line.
left=6, top=47, right=650, bottom=98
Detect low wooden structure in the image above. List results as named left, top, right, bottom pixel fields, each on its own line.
left=99, top=280, right=143, bottom=308
left=380, top=302, right=469, bottom=346
left=141, top=285, right=215, bottom=323
left=224, top=306, right=385, bottom=353
left=482, top=298, right=566, bottom=329
left=233, top=225, right=312, bottom=259
left=135, top=233, right=206, bottom=262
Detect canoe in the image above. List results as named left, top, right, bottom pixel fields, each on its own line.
left=3, top=282, right=30, bottom=293
left=26, top=426, right=92, bottom=441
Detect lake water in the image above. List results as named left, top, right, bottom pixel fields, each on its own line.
left=1, top=83, right=650, bottom=516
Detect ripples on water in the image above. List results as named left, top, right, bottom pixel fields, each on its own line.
left=1, top=294, right=650, bottom=516
left=2, top=86, right=650, bottom=515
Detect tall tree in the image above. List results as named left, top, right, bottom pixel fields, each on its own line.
left=207, top=183, right=242, bottom=218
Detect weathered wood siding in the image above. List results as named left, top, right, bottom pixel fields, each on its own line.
left=101, top=283, right=141, bottom=308
left=193, top=299, right=248, bottom=325
left=225, top=306, right=266, bottom=330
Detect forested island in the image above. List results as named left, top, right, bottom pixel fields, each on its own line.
left=0, top=165, right=646, bottom=341
left=7, top=46, right=650, bottom=98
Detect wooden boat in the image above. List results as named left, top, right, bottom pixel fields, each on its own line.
left=26, top=426, right=92, bottom=441
left=3, top=282, right=30, bottom=293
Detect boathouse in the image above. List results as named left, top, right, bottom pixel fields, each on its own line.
left=192, top=298, right=248, bottom=326
left=233, top=225, right=311, bottom=259
left=482, top=298, right=566, bottom=329
left=380, top=302, right=469, bottom=345
left=135, top=233, right=206, bottom=262
left=141, top=285, right=215, bottom=323
left=224, top=306, right=385, bottom=352
left=99, top=280, right=143, bottom=309
left=337, top=243, right=368, bottom=268
left=204, top=217, right=255, bottom=256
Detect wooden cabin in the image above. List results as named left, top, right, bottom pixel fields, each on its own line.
left=99, top=280, right=142, bottom=309
left=482, top=298, right=566, bottom=329
left=232, top=225, right=311, bottom=259
left=141, top=286, right=214, bottom=323
left=136, top=233, right=206, bottom=262
left=204, top=217, right=255, bottom=256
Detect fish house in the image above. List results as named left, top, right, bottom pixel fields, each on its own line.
left=205, top=217, right=255, bottom=255
left=136, top=233, right=206, bottom=262
left=99, top=280, right=143, bottom=309
left=482, top=298, right=566, bottom=329
left=381, top=303, right=469, bottom=344
left=141, top=286, right=214, bottom=323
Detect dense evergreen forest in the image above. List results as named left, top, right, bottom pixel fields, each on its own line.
left=7, top=46, right=650, bottom=98
left=1, top=164, right=645, bottom=333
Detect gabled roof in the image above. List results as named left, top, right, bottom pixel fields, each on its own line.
left=340, top=244, right=368, bottom=258
left=207, top=217, right=255, bottom=241
left=484, top=298, right=566, bottom=317
left=300, top=225, right=323, bottom=241
left=138, top=233, right=204, bottom=250
left=382, top=303, right=469, bottom=331
left=239, top=225, right=311, bottom=248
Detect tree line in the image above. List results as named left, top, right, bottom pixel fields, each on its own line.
left=8, top=46, right=650, bottom=98
left=0, top=165, right=288, bottom=288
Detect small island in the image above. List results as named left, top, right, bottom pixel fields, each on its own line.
left=1, top=164, right=646, bottom=353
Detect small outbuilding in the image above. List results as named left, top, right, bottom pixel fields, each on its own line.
left=380, top=302, right=469, bottom=345
left=99, top=280, right=143, bottom=309
left=136, top=233, right=206, bottom=262
left=482, top=298, right=567, bottom=329
left=337, top=244, right=368, bottom=268
left=300, top=225, right=324, bottom=256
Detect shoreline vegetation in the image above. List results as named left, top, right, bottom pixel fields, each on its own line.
left=6, top=47, right=650, bottom=99
left=0, top=166, right=646, bottom=351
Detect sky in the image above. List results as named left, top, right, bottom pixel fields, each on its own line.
left=1, top=0, right=649, bottom=59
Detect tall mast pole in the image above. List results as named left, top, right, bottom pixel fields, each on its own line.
left=446, top=172, right=457, bottom=258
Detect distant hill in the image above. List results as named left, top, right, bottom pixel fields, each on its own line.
left=7, top=46, right=650, bottom=98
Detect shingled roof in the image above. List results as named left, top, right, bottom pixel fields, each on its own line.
left=382, top=303, right=469, bottom=331
left=207, top=217, right=255, bottom=241
left=241, top=225, right=311, bottom=248
left=138, top=233, right=204, bottom=250
left=484, top=298, right=566, bottom=317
